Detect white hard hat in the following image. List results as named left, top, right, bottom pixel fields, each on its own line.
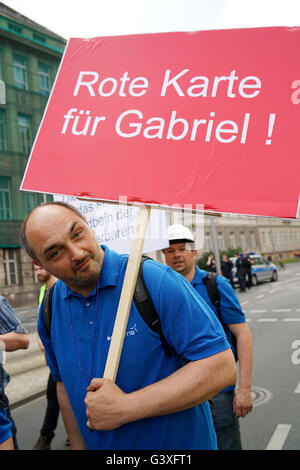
left=167, top=224, right=195, bottom=243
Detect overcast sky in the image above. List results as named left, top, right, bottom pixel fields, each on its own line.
left=2, top=0, right=300, bottom=39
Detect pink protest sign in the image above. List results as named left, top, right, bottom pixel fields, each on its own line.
left=21, top=27, right=300, bottom=218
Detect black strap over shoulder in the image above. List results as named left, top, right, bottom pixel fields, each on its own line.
left=133, top=256, right=172, bottom=356
left=0, top=391, right=6, bottom=409
left=203, top=272, right=220, bottom=311
left=203, top=271, right=238, bottom=361
left=42, top=284, right=55, bottom=338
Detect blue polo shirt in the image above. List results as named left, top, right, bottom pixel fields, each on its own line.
left=38, top=246, right=230, bottom=450
left=0, top=407, right=11, bottom=445
left=191, top=266, right=246, bottom=391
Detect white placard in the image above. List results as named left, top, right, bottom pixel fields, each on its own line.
left=53, top=194, right=169, bottom=254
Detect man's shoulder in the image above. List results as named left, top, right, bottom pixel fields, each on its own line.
left=142, top=257, right=170, bottom=280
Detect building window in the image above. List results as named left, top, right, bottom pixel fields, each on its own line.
left=24, top=192, right=38, bottom=215
left=8, top=23, right=23, bottom=35
left=3, top=249, right=19, bottom=285
left=205, top=232, right=211, bottom=252
left=250, top=232, right=256, bottom=250
left=34, top=33, right=46, bottom=44
left=13, top=54, right=28, bottom=90
left=280, top=232, right=284, bottom=245
left=240, top=232, right=246, bottom=250
left=38, top=62, right=51, bottom=95
left=218, top=232, right=224, bottom=250
left=0, top=177, right=12, bottom=220
left=0, top=109, right=7, bottom=151
left=18, top=114, right=32, bottom=154
left=229, top=232, right=236, bottom=249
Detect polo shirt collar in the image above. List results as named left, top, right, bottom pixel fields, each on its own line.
left=61, top=245, right=121, bottom=299
left=191, top=265, right=207, bottom=287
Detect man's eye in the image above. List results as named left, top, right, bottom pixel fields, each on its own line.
left=74, top=230, right=82, bottom=239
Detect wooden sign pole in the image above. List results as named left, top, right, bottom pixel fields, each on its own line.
left=103, top=205, right=152, bottom=382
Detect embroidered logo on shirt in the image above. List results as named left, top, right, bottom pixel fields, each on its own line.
left=106, top=323, right=138, bottom=342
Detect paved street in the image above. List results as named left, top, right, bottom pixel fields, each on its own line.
left=12, top=395, right=69, bottom=451
left=10, top=261, right=300, bottom=450
left=238, top=262, right=300, bottom=450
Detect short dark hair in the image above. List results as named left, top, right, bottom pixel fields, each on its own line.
left=20, top=201, right=85, bottom=262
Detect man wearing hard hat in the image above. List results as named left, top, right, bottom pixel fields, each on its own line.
left=163, top=224, right=253, bottom=451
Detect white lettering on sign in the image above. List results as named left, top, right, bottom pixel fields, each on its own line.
left=115, top=109, right=251, bottom=143
left=160, top=69, right=261, bottom=98
left=58, top=68, right=278, bottom=146
left=61, top=108, right=106, bottom=135
left=73, top=71, right=149, bottom=97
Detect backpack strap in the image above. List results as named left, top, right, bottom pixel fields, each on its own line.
left=203, top=271, right=238, bottom=361
left=203, top=272, right=220, bottom=312
left=42, top=284, right=55, bottom=338
left=133, top=256, right=172, bottom=356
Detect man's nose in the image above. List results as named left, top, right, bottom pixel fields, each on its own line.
left=68, top=242, right=84, bottom=261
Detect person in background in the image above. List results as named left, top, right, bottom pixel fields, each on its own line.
left=221, top=254, right=234, bottom=288
left=163, top=224, right=253, bottom=450
left=278, top=254, right=285, bottom=269
left=0, top=296, right=29, bottom=450
left=238, top=252, right=253, bottom=291
left=0, top=405, right=14, bottom=449
left=32, top=264, right=61, bottom=451
left=206, top=254, right=217, bottom=273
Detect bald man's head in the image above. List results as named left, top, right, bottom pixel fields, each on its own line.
left=21, top=202, right=103, bottom=295
left=21, top=201, right=85, bottom=262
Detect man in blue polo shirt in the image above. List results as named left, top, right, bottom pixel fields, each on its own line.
left=21, top=202, right=236, bottom=450
left=163, top=224, right=253, bottom=450
left=0, top=295, right=30, bottom=449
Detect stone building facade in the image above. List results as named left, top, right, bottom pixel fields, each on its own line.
left=158, top=210, right=300, bottom=264
left=0, top=2, right=65, bottom=306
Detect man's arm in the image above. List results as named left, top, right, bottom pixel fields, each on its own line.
left=229, top=322, right=253, bottom=417
left=0, top=436, right=14, bottom=450
left=0, top=297, right=29, bottom=352
left=56, top=381, right=87, bottom=450
left=85, top=348, right=236, bottom=431
left=0, top=332, right=29, bottom=352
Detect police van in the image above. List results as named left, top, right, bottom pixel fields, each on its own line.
left=230, top=253, right=278, bottom=286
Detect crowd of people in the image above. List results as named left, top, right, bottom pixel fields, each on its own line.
left=0, top=202, right=255, bottom=450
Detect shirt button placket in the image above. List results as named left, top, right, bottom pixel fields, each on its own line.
left=84, top=301, right=94, bottom=327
